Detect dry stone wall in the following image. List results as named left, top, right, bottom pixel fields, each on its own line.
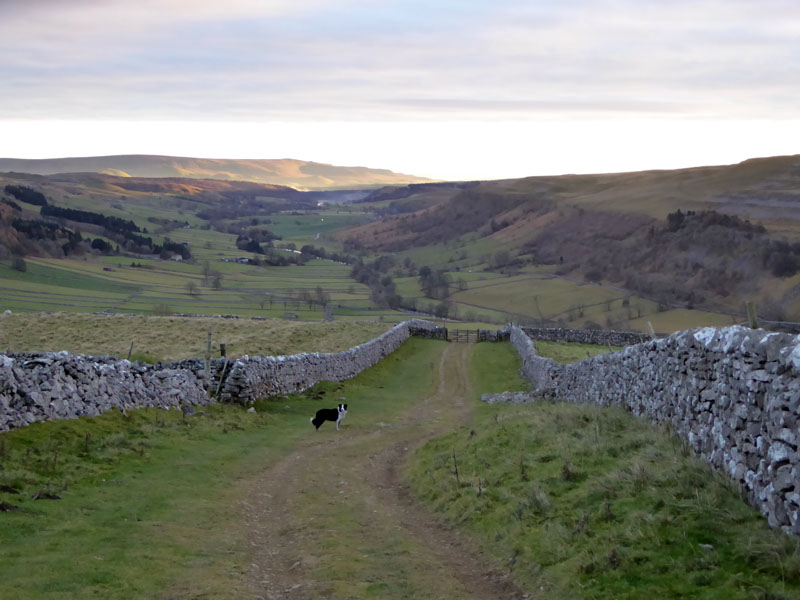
left=0, top=352, right=207, bottom=432
left=0, top=320, right=442, bottom=432
left=220, top=320, right=442, bottom=403
left=522, top=326, right=650, bottom=347
left=509, top=324, right=800, bottom=535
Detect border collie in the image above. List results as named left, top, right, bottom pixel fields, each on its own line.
left=310, top=403, right=348, bottom=431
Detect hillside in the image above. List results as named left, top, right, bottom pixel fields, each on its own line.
left=0, top=155, right=435, bottom=190
left=343, top=155, right=800, bottom=324
left=4, top=154, right=800, bottom=333
left=0, top=169, right=399, bottom=323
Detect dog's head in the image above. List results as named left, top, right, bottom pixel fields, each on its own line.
left=337, top=403, right=348, bottom=413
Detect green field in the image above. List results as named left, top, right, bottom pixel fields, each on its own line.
left=1, top=184, right=418, bottom=322
left=1, top=177, right=400, bottom=322
left=0, top=313, right=392, bottom=361
left=0, top=255, right=407, bottom=321
left=629, top=308, right=740, bottom=333
left=0, top=246, right=737, bottom=333
left=264, top=210, right=371, bottom=244
left=393, top=266, right=733, bottom=332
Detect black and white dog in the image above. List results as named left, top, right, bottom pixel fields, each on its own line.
left=310, top=403, right=348, bottom=431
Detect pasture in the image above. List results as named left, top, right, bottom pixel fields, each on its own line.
left=395, top=266, right=733, bottom=332
left=0, top=312, right=391, bottom=362
left=0, top=255, right=407, bottom=321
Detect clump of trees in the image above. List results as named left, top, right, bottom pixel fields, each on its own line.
left=9, top=205, right=191, bottom=259
left=665, top=209, right=766, bottom=235
left=762, top=240, right=800, bottom=278
left=11, top=218, right=86, bottom=256
left=350, top=255, right=403, bottom=308
left=4, top=185, right=48, bottom=206
left=91, top=238, right=112, bottom=253
left=38, top=203, right=191, bottom=258
left=41, top=205, right=139, bottom=235
left=418, top=266, right=450, bottom=300
left=11, top=218, right=63, bottom=241
left=11, top=256, right=26, bottom=272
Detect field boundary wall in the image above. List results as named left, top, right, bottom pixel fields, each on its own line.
left=509, top=324, right=800, bottom=535
left=0, top=320, right=443, bottom=432
left=521, top=326, right=650, bottom=347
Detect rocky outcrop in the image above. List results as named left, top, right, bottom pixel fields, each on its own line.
left=508, top=324, right=800, bottom=536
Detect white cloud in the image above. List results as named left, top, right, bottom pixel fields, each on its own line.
left=0, top=1, right=798, bottom=176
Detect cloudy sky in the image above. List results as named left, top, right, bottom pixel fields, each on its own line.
left=1, top=0, right=799, bottom=180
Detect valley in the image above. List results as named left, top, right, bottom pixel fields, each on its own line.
left=2, top=154, right=800, bottom=347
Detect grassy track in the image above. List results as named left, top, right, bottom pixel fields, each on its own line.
left=242, top=340, right=525, bottom=599
left=2, top=333, right=798, bottom=598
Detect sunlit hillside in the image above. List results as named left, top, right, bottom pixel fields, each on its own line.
left=0, top=155, right=436, bottom=191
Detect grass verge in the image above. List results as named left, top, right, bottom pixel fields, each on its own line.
left=0, top=337, right=443, bottom=599
left=405, top=343, right=800, bottom=599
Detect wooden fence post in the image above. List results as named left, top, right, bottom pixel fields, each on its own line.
left=745, top=301, right=759, bottom=329
left=215, top=356, right=229, bottom=399
left=205, top=331, right=212, bottom=398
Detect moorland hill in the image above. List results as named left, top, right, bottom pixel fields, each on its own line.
left=342, top=155, right=800, bottom=322
left=0, top=155, right=435, bottom=190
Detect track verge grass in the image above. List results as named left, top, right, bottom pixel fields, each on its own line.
left=0, top=337, right=442, bottom=599
left=405, top=342, right=800, bottom=599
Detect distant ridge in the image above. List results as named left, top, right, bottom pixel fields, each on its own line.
left=0, top=154, right=435, bottom=190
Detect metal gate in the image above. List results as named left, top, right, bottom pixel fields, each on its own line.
left=449, top=329, right=479, bottom=343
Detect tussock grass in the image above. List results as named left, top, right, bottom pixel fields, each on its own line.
left=406, top=343, right=800, bottom=599
left=0, top=312, right=390, bottom=361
